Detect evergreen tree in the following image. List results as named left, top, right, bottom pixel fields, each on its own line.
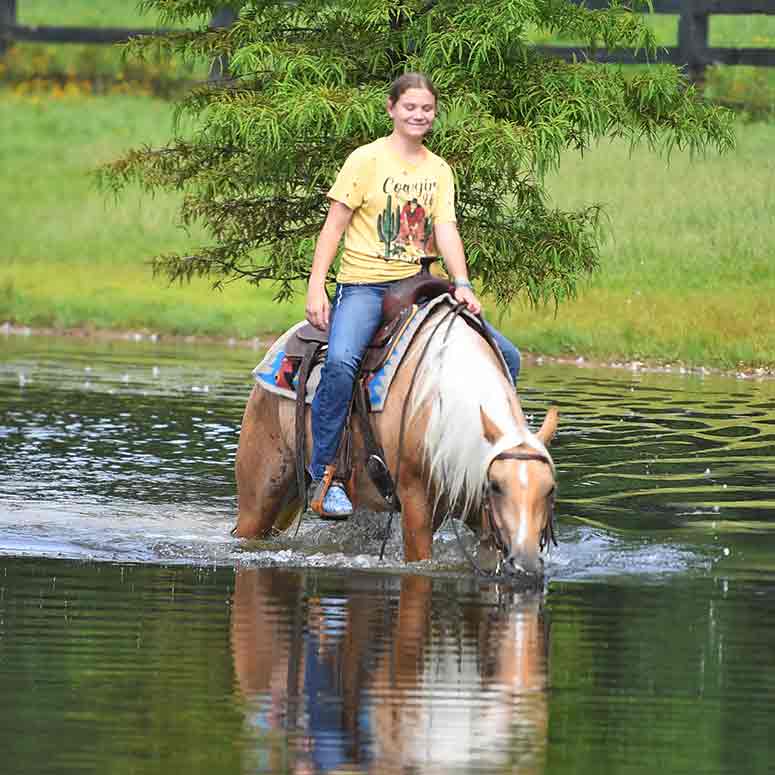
left=99, top=0, right=734, bottom=307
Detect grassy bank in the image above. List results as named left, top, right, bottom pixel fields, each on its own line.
left=511, top=123, right=775, bottom=368
left=0, top=91, right=305, bottom=336
left=1, top=89, right=774, bottom=368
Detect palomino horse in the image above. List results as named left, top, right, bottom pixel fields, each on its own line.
left=233, top=302, right=558, bottom=576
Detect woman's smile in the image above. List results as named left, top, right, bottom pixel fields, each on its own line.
left=388, top=87, right=437, bottom=138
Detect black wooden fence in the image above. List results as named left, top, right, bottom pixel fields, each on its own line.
left=0, top=2, right=237, bottom=79
left=1, top=0, right=774, bottom=82
left=0, top=2, right=236, bottom=46
left=537, top=0, right=775, bottom=81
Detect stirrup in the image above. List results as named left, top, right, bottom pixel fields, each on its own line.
left=366, top=454, right=397, bottom=506
left=310, top=466, right=353, bottom=520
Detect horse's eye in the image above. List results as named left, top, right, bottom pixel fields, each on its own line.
left=488, top=480, right=504, bottom=497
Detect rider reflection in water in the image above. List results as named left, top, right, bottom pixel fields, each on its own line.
left=302, top=598, right=373, bottom=773
left=305, top=72, right=521, bottom=519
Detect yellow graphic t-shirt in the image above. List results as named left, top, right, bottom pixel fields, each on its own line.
left=328, top=137, right=457, bottom=284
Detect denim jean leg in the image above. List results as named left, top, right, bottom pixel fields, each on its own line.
left=310, top=283, right=388, bottom=480
left=484, top=321, right=521, bottom=384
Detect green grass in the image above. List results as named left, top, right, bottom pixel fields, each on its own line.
left=1, top=90, right=773, bottom=368
left=0, top=264, right=304, bottom=337
left=0, top=91, right=305, bottom=335
left=500, top=121, right=775, bottom=368
left=17, top=0, right=177, bottom=27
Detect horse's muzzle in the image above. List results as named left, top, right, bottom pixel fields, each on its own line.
left=502, top=549, right=544, bottom=579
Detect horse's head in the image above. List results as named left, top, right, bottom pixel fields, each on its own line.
left=479, top=406, right=559, bottom=579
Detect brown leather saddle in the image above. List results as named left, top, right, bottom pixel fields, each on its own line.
left=284, top=271, right=453, bottom=377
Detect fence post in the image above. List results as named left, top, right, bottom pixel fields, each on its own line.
left=0, top=0, right=17, bottom=57
left=209, top=7, right=237, bottom=82
left=678, top=0, right=709, bottom=84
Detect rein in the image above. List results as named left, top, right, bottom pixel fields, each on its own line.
left=377, top=299, right=558, bottom=579
left=377, top=299, right=559, bottom=577
left=378, top=300, right=468, bottom=559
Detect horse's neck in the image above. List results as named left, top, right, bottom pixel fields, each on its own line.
left=405, top=318, right=529, bottom=514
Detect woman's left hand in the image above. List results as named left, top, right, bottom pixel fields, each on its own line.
left=453, top=285, right=482, bottom=315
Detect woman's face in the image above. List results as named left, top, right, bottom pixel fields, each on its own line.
left=387, top=87, right=437, bottom=140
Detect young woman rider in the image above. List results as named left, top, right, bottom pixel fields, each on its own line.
left=305, top=72, right=521, bottom=518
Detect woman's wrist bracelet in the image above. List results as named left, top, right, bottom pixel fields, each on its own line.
left=453, top=278, right=473, bottom=290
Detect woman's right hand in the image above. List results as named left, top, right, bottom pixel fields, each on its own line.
left=305, top=283, right=330, bottom=331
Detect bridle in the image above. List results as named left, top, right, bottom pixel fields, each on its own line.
left=449, top=447, right=557, bottom=581
left=483, top=449, right=558, bottom=562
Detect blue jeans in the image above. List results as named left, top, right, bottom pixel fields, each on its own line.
left=309, top=282, right=521, bottom=480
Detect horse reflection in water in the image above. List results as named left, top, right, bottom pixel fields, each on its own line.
left=230, top=568, right=548, bottom=774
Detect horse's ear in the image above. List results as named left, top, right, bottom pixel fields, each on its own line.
left=536, top=406, right=559, bottom=446
left=480, top=407, right=503, bottom=444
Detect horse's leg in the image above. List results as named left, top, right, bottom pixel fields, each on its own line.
left=234, top=385, right=298, bottom=538
left=377, top=355, right=436, bottom=562
left=399, top=475, right=434, bottom=562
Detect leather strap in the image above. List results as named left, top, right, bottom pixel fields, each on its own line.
left=487, top=449, right=557, bottom=550
left=492, top=450, right=551, bottom=465
left=294, top=340, right=323, bottom=511
left=354, top=383, right=399, bottom=507
left=333, top=398, right=355, bottom=492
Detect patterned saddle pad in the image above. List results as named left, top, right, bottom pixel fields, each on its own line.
left=253, top=294, right=456, bottom=413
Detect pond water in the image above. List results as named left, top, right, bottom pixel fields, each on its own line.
left=1, top=334, right=774, bottom=774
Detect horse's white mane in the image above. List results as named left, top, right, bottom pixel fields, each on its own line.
left=410, top=313, right=551, bottom=516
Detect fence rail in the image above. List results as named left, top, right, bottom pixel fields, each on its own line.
left=1, top=0, right=774, bottom=82
left=0, top=4, right=236, bottom=52
left=3, top=24, right=172, bottom=45
left=552, top=0, right=775, bottom=79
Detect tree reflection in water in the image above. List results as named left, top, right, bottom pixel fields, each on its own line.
left=230, top=568, right=548, bottom=774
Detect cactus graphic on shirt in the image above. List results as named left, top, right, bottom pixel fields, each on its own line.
left=377, top=194, right=401, bottom=259
left=423, top=216, right=434, bottom=252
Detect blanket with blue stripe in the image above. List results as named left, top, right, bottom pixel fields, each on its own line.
left=253, top=294, right=452, bottom=412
